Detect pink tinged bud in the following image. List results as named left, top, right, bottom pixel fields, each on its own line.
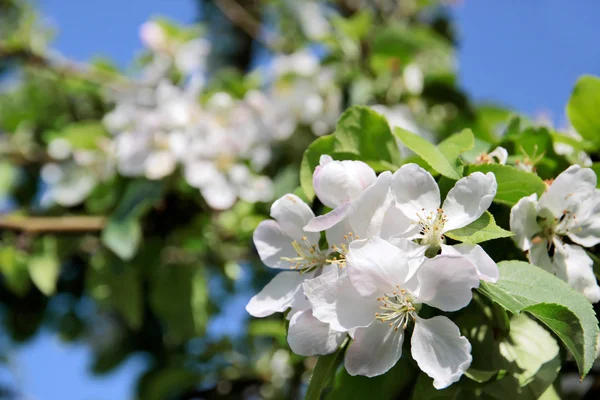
left=312, top=155, right=376, bottom=209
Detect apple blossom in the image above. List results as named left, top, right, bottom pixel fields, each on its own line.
left=308, top=237, right=478, bottom=388
left=510, top=165, right=600, bottom=302
left=391, top=163, right=499, bottom=282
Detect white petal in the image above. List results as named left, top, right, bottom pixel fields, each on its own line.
left=387, top=237, right=427, bottom=280
left=271, top=194, right=318, bottom=243
left=414, top=255, right=479, bottom=312
left=145, top=150, right=177, bottom=180
left=184, top=160, right=219, bottom=188
left=554, top=243, right=600, bottom=303
left=246, top=272, right=305, bottom=317
left=347, top=171, right=404, bottom=238
left=346, top=237, right=410, bottom=297
left=411, top=316, right=472, bottom=389
left=313, top=157, right=376, bottom=208
left=509, top=193, right=540, bottom=251
left=539, top=165, right=596, bottom=218
left=528, top=241, right=563, bottom=278
left=253, top=220, right=299, bottom=269
left=442, top=172, right=497, bottom=231
left=345, top=322, right=404, bottom=377
left=441, top=244, right=499, bottom=283
left=288, top=310, right=346, bottom=356
left=566, top=190, right=600, bottom=247
left=308, top=275, right=377, bottom=331
left=201, top=176, right=237, bottom=210
left=488, top=147, right=508, bottom=164
left=391, top=163, right=440, bottom=219
left=304, top=202, right=352, bottom=233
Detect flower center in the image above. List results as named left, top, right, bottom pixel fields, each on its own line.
left=327, top=231, right=359, bottom=268
left=281, top=236, right=325, bottom=273
left=416, top=208, right=447, bottom=247
left=375, top=287, right=420, bottom=331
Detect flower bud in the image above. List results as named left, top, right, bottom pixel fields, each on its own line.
left=312, top=155, right=376, bottom=208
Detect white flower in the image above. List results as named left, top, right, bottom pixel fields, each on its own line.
left=139, top=21, right=167, bottom=52
left=41, top=162, right=97, bottom=207
left=391, top=164, right=499, bottom=282
left=246, top=194, right=346, bottom=355
left=308, top=237, right=477, bottom=387
left=510, top=165, right=600, bottom=302
left=474, top=146, right=508, bottom=165
left=403, top=64, right=424, bottom=95
left=312, top=155, right=376, bottom=209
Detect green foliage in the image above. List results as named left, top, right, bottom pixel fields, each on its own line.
left=101, top=180, right=164, bottom=260
left=567, top=75, right=600, bottom=148
left=305, top=345, right=346, bottom=400
left=479, top=261, right=599, bottom=378
left=445, top=211, right=514, bottom=244
left=301, top=106, right=400, bottom=200
left=395, top=128, right=473, bottom=179
left=467, top=164, right=546, bottom=206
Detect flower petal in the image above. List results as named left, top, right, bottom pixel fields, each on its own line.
left=441, top=244, right=499, bottom=283
left=528, top=240, right=563, bottom=278
left=346, top=237, right=410, bottom=297
left=442, top=172, right=497, bottom=231
left=391, top=163, right=440, bottom=219
left=554, top=243, right=600, bottom=303
left=414, top=255, right=479, bottom=312
left=567, top=190, right=600, bottom=247
left=245, top=272, right=305, bottom=317
left=307, top=275, right=377, bottom=331
left=313, top=156, right=376, bottom=208
left=539, top=165, right=597, bottom=218
left=411, top=316, right=472, bottom=389
left=200, top=176, right=238, bottom=210
left=304, top=202, right=352, bottom=233
left=345, top=322, right=404, bottom=377
left=271, top=194, right=318, bottom=243
left=287, top=309, right=346, bottom=356
left=253, top=220, right=299, bottom=269
left=509, top=193, right=540, bottom=251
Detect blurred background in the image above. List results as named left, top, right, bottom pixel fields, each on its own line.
left=0, top=0, right=599, bottom=399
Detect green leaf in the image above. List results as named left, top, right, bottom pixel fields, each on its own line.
left=149, top=264, right=207, bottom=344
left=306, top=346, right=346, bottom=400
left=445, top=211, right=514, bottom=244
left=437, top=129, right=475, bottom=163
left=479, top=261, right=599, bottom=378
left=87, top=254, right=143, bottom=330
left=28, top=254, right=60, bottom=296
left=467, top=164, right=546, bottom=206
left=328, top=354, right=417, bottom=399
left=101, top=180, right=163, bottom=260
left=44, top=121, right=108, bottom=150
left=300, top=106, right=400, bottom=201
left=333, top=106, right=401, bottom=165
left=101, top=218, right=142, bottom=261
left=566, top=75, right=600, bottom=147
left=0, top=245, right=31, bottom=296
left=394, top=128, right=462, bottom=179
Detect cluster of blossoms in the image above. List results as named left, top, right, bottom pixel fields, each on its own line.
left=247, top=156, right=499, bottom=388
left=40, top=20, right=342, bottom=210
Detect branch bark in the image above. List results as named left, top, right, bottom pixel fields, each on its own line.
left=0, top=215, right=106, bottom=233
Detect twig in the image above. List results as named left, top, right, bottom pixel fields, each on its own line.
left=0, top=42, right=132, bottom=90
left=213, top=0, right=281, bottom=50
left=0, top=215, right=106, bottom=233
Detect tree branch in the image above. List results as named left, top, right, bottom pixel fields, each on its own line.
left=213, top=0, right=281, bottom=50
left=0, top=215, right=106, bottom=233
left=0, top=42, right=132, bottom=90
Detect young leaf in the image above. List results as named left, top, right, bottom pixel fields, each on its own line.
left=333, top=106, right=401, bottom=166
left=566, top=75, right=600, bottom=148
left=445, top=211, right=514, bottom=244
left=467, top=164, right=546, bottom=206
left=437, top=129, right=475, bottom=162
left=394, top=127, right=462, bottom=180
left=305, top=346, right=346, bottom=400
left=478, top=261, right=599, bottom=379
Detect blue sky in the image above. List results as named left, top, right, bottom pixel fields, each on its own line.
left=4, top=0, right=600, bottom=399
